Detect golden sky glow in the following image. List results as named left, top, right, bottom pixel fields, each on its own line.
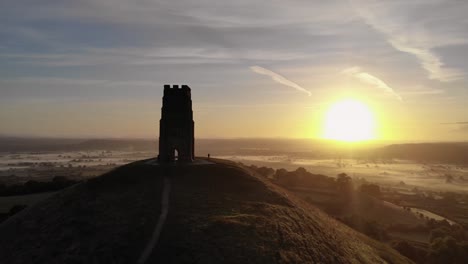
left=0, top=1, right=467, bottom=141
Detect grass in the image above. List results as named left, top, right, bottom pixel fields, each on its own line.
left=0, top=159, right=413, bottom=263
left=0, top=191, right=56, bottom=213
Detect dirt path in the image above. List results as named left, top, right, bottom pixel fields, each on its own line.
left=138, top=176, right=171, bottom=264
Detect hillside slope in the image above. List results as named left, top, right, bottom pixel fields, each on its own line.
left=0, top=159, right=412, bottom=263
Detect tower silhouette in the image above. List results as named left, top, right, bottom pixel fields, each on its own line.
left=158, top=84, right=195, bottom=162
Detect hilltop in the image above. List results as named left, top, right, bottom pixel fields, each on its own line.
left=0, top=158, right=412, bottom=263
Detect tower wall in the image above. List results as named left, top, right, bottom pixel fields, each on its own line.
left=158, top=84, right=195, bottom=162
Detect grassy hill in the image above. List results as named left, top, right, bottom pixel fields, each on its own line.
left=0, top=159, right=412, bottom=263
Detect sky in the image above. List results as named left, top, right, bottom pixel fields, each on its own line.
left=0, top=0, right=467, bottom=141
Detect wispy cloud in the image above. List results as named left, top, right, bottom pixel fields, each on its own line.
left=0, top=77, right=158, bottom=101
left=0, top=77, right=155, bottom=87
left=342, top=66, right=402, bottom=101
left=388, top=39, right=463, bottom=82
left=350, top=0, right=467, bottom=82
left=399, top=87, right=444, bottom=96
left=250, top=66, right=311, bottom=96
left=0, top=47, right=306, bottom=67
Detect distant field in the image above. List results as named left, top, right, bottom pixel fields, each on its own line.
left=0, top=151, right=154, bottom=185
left=3, top=150, right=468, bottom=191
left=410, top=208, right=456, bottom=224
left=0, top=150, right=154, bottom=171
left=4, top=150, right=466, bottom=193
left=391, top=231, right=430, bottom=244
left=219, top=155, right=468, bottom=192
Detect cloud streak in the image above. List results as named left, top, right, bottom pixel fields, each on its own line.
left=350, top=0, right=467, bottom=82
left=343, top=66, right=402, bottom=101
left=388, top=38, right=463, bottom=82
left=250, top=66, right=311, bottom=96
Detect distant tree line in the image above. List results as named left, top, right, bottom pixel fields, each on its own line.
left=248, top=165, right=336, bottom=189
left=390, top=220, right=468, bottom=264
left=248, top=163, right=468, bottom=264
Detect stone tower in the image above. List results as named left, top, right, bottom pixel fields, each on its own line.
left=158, top=84, right=195, bottom=162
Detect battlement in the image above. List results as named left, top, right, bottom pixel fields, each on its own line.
left=164, top=84, right=191, bottom=97
left=162, top=84, right=192, bottom=114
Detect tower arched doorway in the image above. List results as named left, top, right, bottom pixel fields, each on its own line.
left=174, top=149, right=179, bottom=161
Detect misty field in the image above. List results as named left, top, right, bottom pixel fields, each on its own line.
left=0, top=151, right=154, bottom=184
left=0, top=151, right=154, bottom=171
left=219, top=155, right=468, bottom=192
left=1, top=150, right=467, bottom=193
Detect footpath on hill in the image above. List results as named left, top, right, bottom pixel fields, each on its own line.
left=0, top=159, right=412, bottom=264
left=148, top=159, right=412, bottom=263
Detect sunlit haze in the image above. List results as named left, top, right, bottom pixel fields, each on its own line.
left=323, top=99, right=374, bottom=142
left=0, top=1, right=467, bottom=142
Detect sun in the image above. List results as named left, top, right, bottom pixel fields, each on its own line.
left=323, top=99, right=375, bottom=142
